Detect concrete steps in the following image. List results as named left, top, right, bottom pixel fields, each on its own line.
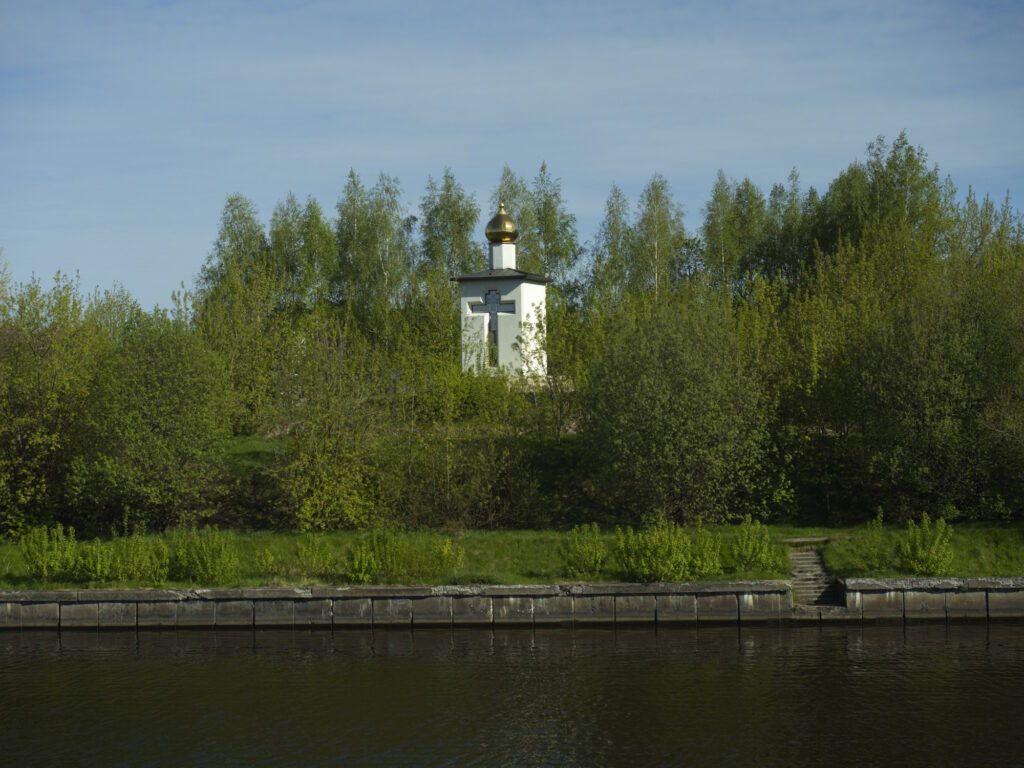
left=789, top=548, right=841, bottom=606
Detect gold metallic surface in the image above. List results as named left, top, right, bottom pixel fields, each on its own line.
left=485, top=201, right=518, bottom=243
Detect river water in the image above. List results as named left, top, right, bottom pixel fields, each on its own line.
left=3, top=623, right=1023, bottom=766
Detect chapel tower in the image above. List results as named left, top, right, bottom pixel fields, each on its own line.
left=457, top=198, right=549, bottom=375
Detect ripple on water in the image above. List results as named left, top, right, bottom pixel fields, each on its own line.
left=2, top=624, right=1024, bottom=766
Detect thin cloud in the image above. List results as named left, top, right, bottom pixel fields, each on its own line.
left=1, top=1, right=1022, bottom=306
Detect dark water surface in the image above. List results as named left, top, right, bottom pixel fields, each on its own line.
left=3, top=623, right=1023, bottom=767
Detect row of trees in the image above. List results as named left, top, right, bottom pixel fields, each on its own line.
left=2, top=134, right=1022, bottom=537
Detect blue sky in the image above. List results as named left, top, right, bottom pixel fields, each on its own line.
left=2, top=0, right=1022, bottom=309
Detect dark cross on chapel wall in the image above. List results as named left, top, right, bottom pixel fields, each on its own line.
left=470, top=289, right=515, bottom=366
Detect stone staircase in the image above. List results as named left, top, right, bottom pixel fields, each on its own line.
left=788, top=546, right=841, bottom=606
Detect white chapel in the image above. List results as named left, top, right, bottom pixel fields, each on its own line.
left=458, top=200, right=549, bottom=375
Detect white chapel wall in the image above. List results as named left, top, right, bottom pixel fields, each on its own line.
left=459, top=277, right=546, bottom=375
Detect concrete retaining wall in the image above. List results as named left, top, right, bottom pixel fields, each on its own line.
left=4, top=578, right=1023, bottom=630
left=0, top=582, right=790, bottom=630
left=843, top=577, right=1024, bottom=622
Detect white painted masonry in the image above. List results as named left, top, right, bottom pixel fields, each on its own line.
left=458, top=202, right=548, bottom=376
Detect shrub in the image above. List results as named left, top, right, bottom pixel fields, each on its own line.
left=70, top=528, right=169, bottom=586
left=580, top=286, right=776, bottom=524
left=346, top=541, right=380, bottom=585
left=346, top=527, right=409, bottom=585
left=69, top=308, right=231, bottom=533
left=76, top=538, right=115, bottom=583
left=563, top=523, right=607, bottom=579
left=111, top=529, right=169, bottom=584
left=731, top=515, right=780, bottom=572
left=253, top=548, right=279, bottom=578
left=297, top=534, right=337, bottom=580
left=171, top=526, right=240, bottom=584
left=690, top=521, right=723, bottom=578
left=617, top=519, right=692, bottom=582
left=432, top=537, right=465, bottom=583
left=20, top=524, right=78, bottom=581
left=899, top=513, right=954, bottom=576
left=856, top=509, right=891, bottom=572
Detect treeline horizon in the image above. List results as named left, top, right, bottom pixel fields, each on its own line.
left=2, top=132, right=1023, bottom=538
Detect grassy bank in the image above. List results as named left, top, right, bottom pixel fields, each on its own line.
left=823, top=520, right=1024, bottom=578
left=1, top=521, right=1022, bottom=591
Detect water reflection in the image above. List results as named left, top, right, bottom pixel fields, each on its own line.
left=2, top=624, right=1023, bottom=766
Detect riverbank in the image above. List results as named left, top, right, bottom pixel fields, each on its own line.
left=4, top=577, right=1024, bottom=629
left=5, top=521, right=1023, bottom=590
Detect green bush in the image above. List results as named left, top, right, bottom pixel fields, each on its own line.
left=899, top=513, right=954, bottom=576
left=346, top=541, right=379, bottom=585
left=563, top=523, right=607, bottom=579
left=617, top=519, right=692, bottom=582
left=690, top=521, right=723, bottom=578
left=253, top=548, right=279, bottom=578
left=76, top=538, right=114, bottom=582
left=432, top=537, right=465, bottom=583
left=20, top=524, right=78, bottom=581
left=70, top=529, right=168, bottom=585
left=68, top=308, right=231, bottom=533
left=855, top=509, right=892, bottom=572
left=111, top=529, right=169, bottom=584
left=731, top=515, right=781, bottom=572
left=346, top=527, right=409, bottom=584
left=581, top=285, right=777, bottom=524
left=171, top=526, right=240, bottom=584
left=297, top=534, right=337, bottom=580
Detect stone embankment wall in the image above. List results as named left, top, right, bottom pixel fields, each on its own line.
left=843, top=577, right=1024, bottom=622
left=0, top=582, right=789, bottom=630
left=2, top=578, right=1022, bottom=629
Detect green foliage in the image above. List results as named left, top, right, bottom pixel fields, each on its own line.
left=346, top=542, right=380, bottom=585
left=171, top=526, right=240, bottom=584
left=562, top=523, right=608, bottom=579
left=491, top=163, right=581, bottom=284
left=20, top=524, right=78, bottom=581
left=19, top=525, right=168, bottom=585
left=632, top=174, right=692, bottom=293
left=335, top=171, right=414, bottom=343
left=76, top=539, right=115, bottom=582
left=2, top=144, right=1024, bottom=540
left=2, top=524, right=1021, bottom=589
left=731, top=515, right=782, bottom=572
left=269, top=193, right=338, bottom=310
left=582, top=285, right=776, bottom=524
left=702, top=171, right=768, bottom=284
left=0, top=248, right=9, bottom=310
left=68, top=304, right=231, bottom=532
left=617, top=519, right=693, bottom=583
left=194, top=194, right=284, bottom=431
left=899, top=513, right=955, bottom=576
left=0, top=274, right=99, bottom=535
left=432, top=537, right=465, bottom=584
left=109, top=529, right=170, bottom=584
left=854, top=510, right=893, bottom=572
left=296, top=534, right=337, bottom=580
left=253, top=548, right=279, bottom=578
left=275, top=312, right=378, bottom=531
left=813, top=132, right=949, bottom=260
left=366, top=358, right=544, bottom=530
left=345, top=527, right=410, bottom=585
left=420, top=169, right=485, bottom=278
left=341, top=529, right=465, bottom=585
left=779, top=135, right=1024, bottom=523
left=690, top=521, right=724, bottom=578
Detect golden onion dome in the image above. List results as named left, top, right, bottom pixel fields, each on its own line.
left=485, top=201, right=518, bottom=243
